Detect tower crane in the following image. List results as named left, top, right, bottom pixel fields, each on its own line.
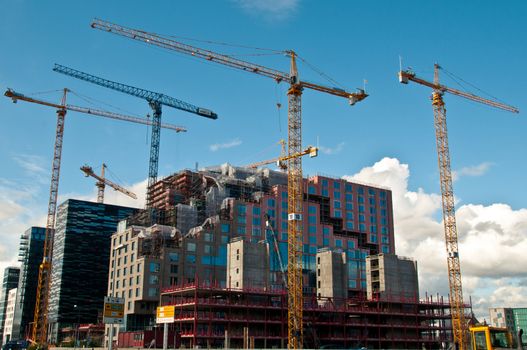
left=52, top=64, right=218, bottom=211
left=5, top=88, right=187, bottom=132
left=246, top=141, right=318, bottom=170
left=80, top=163, right=137, bottom=203
left=399, top=64, right=519, bottom=350
left=4, top=87, right=184, bottom=345
left=90, top=19, right=368, bottom=349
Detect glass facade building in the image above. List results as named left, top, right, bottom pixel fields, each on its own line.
left=11, top=227, right=45, bottom=340
left=0, top=267, right=20, bottom=345
left=48, top=199, right=137, bottom=343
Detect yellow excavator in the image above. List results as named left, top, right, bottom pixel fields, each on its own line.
left=469, top=325, right=523, bottom=350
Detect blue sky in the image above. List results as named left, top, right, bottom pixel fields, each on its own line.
left=1, top=0, right=526, bottom=319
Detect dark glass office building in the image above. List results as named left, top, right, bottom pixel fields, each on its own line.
left=0, top=267, right=20, bottom=344
left=47, top=199, right=137, bottom=343
left=11, top=227, right=45, bottom=340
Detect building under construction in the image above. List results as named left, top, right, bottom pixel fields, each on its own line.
left=110, top=164, right=463, bottom=348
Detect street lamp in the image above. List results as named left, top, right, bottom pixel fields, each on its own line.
left=107, top=243, right=127, bottom=350
left=73, top=304, right=79, bottom=349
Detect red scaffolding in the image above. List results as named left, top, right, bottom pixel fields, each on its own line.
left=160, top=282, right=458, bottom=349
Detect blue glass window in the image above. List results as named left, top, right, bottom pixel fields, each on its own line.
left=221, top=223, right=230, bottom=233
left=334, top=191, right=341, bottom=199
left=345, top=202, right=353, bottom=210
left=238, top=216, right=246, bottom=224
left=370, top=225, right=377, bottom=234
left=237, top=226, right=246, bottom=234
left=335, top=239, right=342, bottom=248
left=308, top=216, right=317, bottom=224
left=346, top=221, right=354, bottom=230
left=268, top=198, right=276, bottom=207
left=308, top=186, right=316, bottom=194
left=252, top=217, right=261, bottom=225
left=308, top=225, right=317, bottom=234
left=308, top=205, right=317, bottom=214
left=323, top=238, right=329, bottom=246
left=333, top=181, right=340, bottom=189
left=359, top=223, right=366, bottom=232
left=253, top=207, right=261, bottom=215
left=334, top=210, right=341, bottom=218
left=309, top=236, right=317, bottom=244
left=237, top=204, right=246, bottom=214
left=334, top=200, right=341, bottom=209
left=346, top=212, right=353, bottom=220
left=345, top=183, right=352, bottom=192
left=322, top=189, right=329, bottom=197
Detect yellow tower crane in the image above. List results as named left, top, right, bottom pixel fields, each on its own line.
left=4, top=88, right=185, bottom=345
left=90, top=19, right=368, bottom=348
left=399, top=64, right=519, bottom=350
left=246, top=141, right=318, bottom=170
left=80, top=163, right=137, bottom=203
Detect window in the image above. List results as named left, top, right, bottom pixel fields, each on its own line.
left=204, top=233, right=213, bottom=242
left=333, top=181, right=340, bottom=189
left=334, top=210, right=341, bottom=218
left=237, top=216, right=246, bottom=224
left=221, top=235, right=229, bottom=244
left=116, top=280, right=120, bottom=289
left=221, top=223, right=230, bottom=233
left=359, top=205, right=365, bottom=213
left=370, top=216, right=376, bottom=224
left=149, top=275, right=159, bottom=285
left=321, top=189, right=329, bottom=197
left=346, top=221, right=354, bottom=230
left=369, top=197, right=376, bottom=206
left=169, top=252, right=179, bottom=262
left=323, top=238, right=329, bottom=246
left=345, top=202, right=353, bottom=210
left=334, top=200, right=341, bottom=209
left=308, top=226, right=316, bottom=234
left=323, top=227, right=330, bottom=235
left=370, top=225, right=377, bottom=234
left=308, top=216, right=316, bottom=224
left=252, top=217, right=261, bottom=225
left=380, top=199, right=386, bottom=207
left=186, top=255, right=196, bottom=263
left=308, top=205, right=317, bottom=214
left=335, top=239, right=342, bottom=248
left=346, top=212, right=354, bottom=220
left=237, top=226, right=246, bottom=234
left=137, top=264, right=141, bottom=273
left=148, top=288, right=158, bottom=297
left=267, top=209, right=275, bottom=217
left=128, top=290, right=132, bottom=298
left=187, top=242, right=196, bottom=252
left=252, top=227, right=261, bottom=236
left=359, top=223, right=366, bottom=232
left=268, top=198, right=276, bottom=207
left=369, top=188, right=376, bottom=195
left=149, top=262, right=160, bottom=273
left=116, top=269, right=120, bottom=278
left=131, top=241, right=135, bottom=250
left=359, top=214, right=365, bottom=222
left=333, top=191, right=341, bottom=199
left=123, top=256, right=127, bottom=264
left=135, top=288, right=139, bottom=297
left=136, top=276, right=140, bottom=284
left=129, top=277, right=133, bottom=286
left=204, top=244, right=212, bottom=254
left=253, top=207, right=261, bottom=215
left=130, top=253, right=134, bottom=262
left=123, top=267, right=127, bottom=276
left=308, top=186, right=316, bottom=194
left=345, top=193, right=353, bottom=202
left=170, top=265, right=178, bottom=274
left=309, top=236, right=317, bottom=244
left=347, top=240, right=355, bottom=249
left=358, top=187, right=364, bottom=194
left=237, top=204, right=247, bottom=214
left=321, top=179, right=328, bottom=186
left=345, top=183, right=352, bottom=192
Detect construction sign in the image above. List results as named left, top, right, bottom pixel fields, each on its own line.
left=156, top=305, right=175, bottom=324
left=103, top=296, right=125, bottom=324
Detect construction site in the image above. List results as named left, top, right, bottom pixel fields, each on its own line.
left=0, top=8, right=523, bottom=350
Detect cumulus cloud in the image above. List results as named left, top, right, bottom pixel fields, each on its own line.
left=319, top=142, right=345, bottom=155
left=231, top=0, right=300, bottom=21
left=452, top=162, right=493, bottom=182
left=344, top=157, right=527, bottom=319
left=209, top=138, right=242, bottom=152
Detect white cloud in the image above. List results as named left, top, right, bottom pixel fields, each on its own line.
left=231, top=0, right=300, bottom=21
left=344, top=157, right=527, bottom=320
left=452, top=162, right=493, bottom=182
left=319, top=142, right=345, bottom=155
left=209, top=138, right=242, bottom=152
left=12, top=153, right=49, bottom=184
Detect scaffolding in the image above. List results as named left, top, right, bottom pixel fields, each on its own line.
left=160, top=282, right=456, bottom=349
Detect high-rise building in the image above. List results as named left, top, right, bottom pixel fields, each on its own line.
left=2, top=289, right=17, bottom=344
left=0, top=267, right=20, bottom=344
left=11, top=227, right=45, bottom=340
left=47, top=199, right=137, bottom=343
left=110, top=166, right=395, bottom=330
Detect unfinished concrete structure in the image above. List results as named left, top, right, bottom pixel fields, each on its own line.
left=315, top=248, right=347, bottom=305
left=226, top=238, right=269, bottom=290
left=365, top=253, right=419, bottom=301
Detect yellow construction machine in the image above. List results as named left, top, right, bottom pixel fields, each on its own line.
left=469, top=325, right=518, bottom=350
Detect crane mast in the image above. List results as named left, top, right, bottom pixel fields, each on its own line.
left=80, top=164, right=138, bottom=203
left=91, top=19, right=367, bottom=349
left=31, top=89, right=67, bottom=344
left=399, top=64, right=519, bottom=350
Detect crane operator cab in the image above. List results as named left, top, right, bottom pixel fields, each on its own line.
left=470, top=325, right=515, bottom=350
